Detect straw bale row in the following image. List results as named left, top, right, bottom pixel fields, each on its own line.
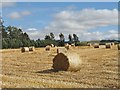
left=21, top=46, right=35, bottom=53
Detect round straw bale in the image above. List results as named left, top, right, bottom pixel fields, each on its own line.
left=45, top=45, right=51, bottom=51
left=65, top=43, right=69, bottom=46
left=29, top=46, right=35, bottom=51
left=105, top=43, right=111, bottom=49
left=71, top=43, right=75, bottom=47
left=94, top=43, right=99, bottom=48
left=65, top=44, right=71, bottom=50
left=51, top=44, right=54, bottom=47
left=87, top=43, right=92, bottom=46
left=57, top=47, right=67, bottom=54
left=106, top=44, right=111, bottom=48
left=53, top=52, right=82, bottom=71
left=111, top=42, right=115, bottom=46
left=21, top=47, right=29, bottom=53
left=118, top=44, right=120, bottom=50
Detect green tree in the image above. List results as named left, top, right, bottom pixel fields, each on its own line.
left=22, top=39, right=31, bottom=47
left=1, top=26, right=7, bottom=38
left=68, top=34, right=73, bottom=43
left=59, top=33, right=65, bottom=46
left=50, top=32, right=55, bottom=40
left=36, top=39, right=41, bottom=47
left=23, top=32, right=30, bottom=40
left=73, top=34, right=79, bottom=42
left=6, top=26, right=13, bottom=39
left=30, top=40, right=36, bottom=47
left=14, top=39, right=21, bottom=48
left=0, top=18, right=7, bottom=39
left=45, top=35, right=51, bottom=40
left=73, top=34, right=79, bottom=46
left=59, top=33, right=65, bottom=41
left=2, top=39, right=8, bottom=49
left=1, top=18, right=33, bottom=49
left=6, top=26, right=23, bottom=39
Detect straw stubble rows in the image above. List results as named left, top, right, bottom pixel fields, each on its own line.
left=1, top=46, right=119, bottom=88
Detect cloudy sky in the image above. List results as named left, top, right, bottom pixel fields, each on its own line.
left=2, top=2, right=118, bottom=41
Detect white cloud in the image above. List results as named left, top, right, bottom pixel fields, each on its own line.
left=80, top=31, right=103, bottom=41
left=25, top=8, right=118, bottom=41
left=108, top=30, right=118, bottom=34
left=27, top=28, right=38, bottom=31
left=26, top=28, right=118, bottom=41
left=104, top=30, right=118, bottom=40
left=26, top=28, right=42, bottom=40
left=53, top=8, right=117, bottom=28
left=8, top=11, right=31, bottom=19
left=80, top=30, right=118, bottom=41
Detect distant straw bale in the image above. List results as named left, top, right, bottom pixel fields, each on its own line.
left=94, top=43, right=99, bottom=48
left=111, top=42, right=115, bottom=46
left=87, top=43, right=92, bottom=46
left=105, top=43, right=111, bottom=49
left=57, top=47, right=67, bottom=54
left=51, top=44, right=54, bottom=47
left=71, top=43, right=75, bottom=47
left=21, top=47, right=29, bottom=53
left=29, top=46, right=35, bottom=51
left=65, top=43, right=69, bottom=46
left=65, top=43, right=71, bottom=50
left=45, top=45, right=51, bottom=51
left=53, top=52, right=82, bottom=71
left=118, top=44, right=120, bottom=50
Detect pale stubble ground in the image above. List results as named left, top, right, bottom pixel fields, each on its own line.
left=1, top=45, right=119, bottom=88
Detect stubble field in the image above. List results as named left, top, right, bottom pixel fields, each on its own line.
left=1, top=45, right=119, bottom=88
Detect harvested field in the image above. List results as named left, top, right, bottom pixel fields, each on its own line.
left=1, top=46, right=119, bottom=88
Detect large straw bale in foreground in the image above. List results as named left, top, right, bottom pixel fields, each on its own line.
left=57, top=47, right=67, bottom=54
left=29, top=46, right=35, bottom=51
left=21, top=47, right=29, bottom=53
left=53, top=52, right=82, bottom=71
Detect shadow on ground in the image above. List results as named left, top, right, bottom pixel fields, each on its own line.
left=36, top=69, right=59, bottom=73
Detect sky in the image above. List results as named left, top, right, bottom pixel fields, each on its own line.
left=1, top=2, right=118, bottom=41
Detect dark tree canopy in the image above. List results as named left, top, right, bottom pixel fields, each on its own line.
left=50, top=32, right=55, bottom=40
left=68, top=34, right=73, bottom=43
left=59, top=33, right=65, bottom=41
left=45, top=35, right=51, bottom=40
left=73, top=34, right=79, bottom=42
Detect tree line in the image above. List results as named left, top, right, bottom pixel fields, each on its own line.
left=1, top=24, right=119, bottom=49
left=1, top=22, right=80, bottom=49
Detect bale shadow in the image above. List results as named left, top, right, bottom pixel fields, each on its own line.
left=36, top=69, right=59, bottom=74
